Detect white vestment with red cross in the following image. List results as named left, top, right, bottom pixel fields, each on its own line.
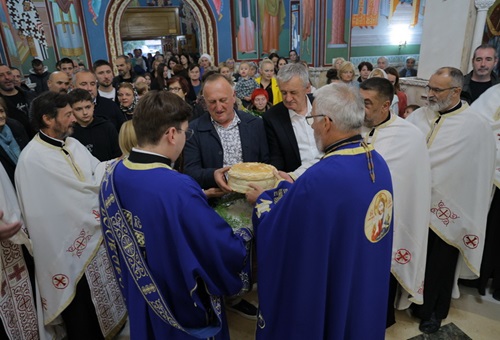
left=471, top=84, right=500, bottom=189
left=15, top=134, right=126, bottom=339
left=408, top=103, right=495, bottom=298
left=363, top=114, right=431, bottom=309
left=0, top=163, right=38, bottom=339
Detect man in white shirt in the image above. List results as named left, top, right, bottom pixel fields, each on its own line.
left=262, top=63, right=320, bottom=180
left=93, top=60, right=116, bottom=101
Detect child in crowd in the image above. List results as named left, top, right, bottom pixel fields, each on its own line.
left=234, top=62, right=259, bottom=107
left=68, top=89, right=121, bottom=161
left=403, top=104, right=420, bottom=118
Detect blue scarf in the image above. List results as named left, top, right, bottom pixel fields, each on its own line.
left=0, top=125, right=20, bottom=164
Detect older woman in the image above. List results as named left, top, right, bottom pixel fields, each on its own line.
left=247, top=88, right=272, bottom=116
left=0, top=97, right=29, bottom=185
left=337, top=61, right=359, bottom=88
left=117, top=83, right=138, bottom=120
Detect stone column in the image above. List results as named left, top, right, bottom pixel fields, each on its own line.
left=468, top=0, right=495, bottom=71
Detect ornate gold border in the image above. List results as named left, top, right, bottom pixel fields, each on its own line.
left=104, top=0, right=216, bottom=69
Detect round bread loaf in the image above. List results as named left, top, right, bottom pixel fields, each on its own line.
left=227, top=162, right=277, bottom=193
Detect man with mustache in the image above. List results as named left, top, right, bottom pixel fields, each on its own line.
left=93, top=59, right=117, bottom=102
left=15, top=92, right=126, bottom=339
left=112, top=55, right=135, bottom=88
left=407, top=67, right=495, bottom=334
left=47, top=71, right=71, bottom=94
left=461, top=44, right=498, bottom=104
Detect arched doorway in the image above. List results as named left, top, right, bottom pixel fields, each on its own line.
left=104, top=0, right=217, bottom=63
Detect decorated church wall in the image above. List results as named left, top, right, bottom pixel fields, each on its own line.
left=0, top=0, right=93, bottom=74
left=2, top=0, right=496, bottom=73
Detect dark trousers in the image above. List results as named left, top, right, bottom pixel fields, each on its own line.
left=386, top=274, right=398, bottom=328
left=61, top=274, right=104, bottom=340
left=478, top=188, right=500, bottom=292
left=413, top=230, right=459, bottom=320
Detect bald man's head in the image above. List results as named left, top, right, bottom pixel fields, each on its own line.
left=47, top=71, right=70, bottom=94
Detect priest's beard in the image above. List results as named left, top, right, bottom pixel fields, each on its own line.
left=54, top=122, right=74, bottom=140
left=314, top=130, right=324, bottom=153
left=427, top=92, right=454, bottom=112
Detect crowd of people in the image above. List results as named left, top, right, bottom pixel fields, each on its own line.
left=0, top=42, right=498, bottom=339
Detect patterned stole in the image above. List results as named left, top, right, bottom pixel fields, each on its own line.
left=0, top=241, right=38, bottom=339
left=100, top=162, right=223, bottom=338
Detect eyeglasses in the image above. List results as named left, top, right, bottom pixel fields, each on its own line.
left=168, top=87, right=183, bottom=93
left=305, top=114, right=333, bottom=126
left=177, top=128, right=194, bottom=140
left=424, top=85, right=458, bottom=94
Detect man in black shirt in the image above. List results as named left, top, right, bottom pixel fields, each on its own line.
left=461, top=44, right=499, bottom=103
left=112, top=55, right=135, bottom=88
left=0, top=63, right=36, bottom=137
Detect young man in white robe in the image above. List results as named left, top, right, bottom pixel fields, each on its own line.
left=359, top=77, right=432, bottom=328
left=15, top=92, right=126, bottom=339
left=0, top=163, right=38, bottom=339
left=407, top=67, right=495, bottom=334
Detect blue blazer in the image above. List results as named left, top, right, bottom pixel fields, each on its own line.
left=183, top=110, right=269, bottom=189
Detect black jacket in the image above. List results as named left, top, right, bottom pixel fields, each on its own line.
left=183, top=110, right=269, bottom=189
left=262, top=94, right=314, bottom=172
left=71, top=116, right=121, bottom=161
left=0, top=87, right=37, bottom=137
left=94, top=95, right=126, bottom=131
left=461, top=71, right=499, bottom=104
left=28, top=70, right=50, bottom=94
left=0, top=118, right=29, bottom=186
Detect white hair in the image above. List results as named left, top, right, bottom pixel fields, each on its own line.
left=313, top=83, right=364, bottom=132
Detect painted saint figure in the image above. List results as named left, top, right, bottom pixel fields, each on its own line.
left=50, top=0, right=84, bottom=57
left=258, top=0, right=285, bottom=54
left=6, top=0, right=49, bottom=59
left=235, top=0, right=256, bottom=53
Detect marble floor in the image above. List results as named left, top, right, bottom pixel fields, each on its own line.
left=117, top=283, right=500, bottom=339
left=226, top=284, right=500, bottom=339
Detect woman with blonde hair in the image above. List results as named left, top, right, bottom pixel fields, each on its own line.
left=117, top=82, right=138, bottom=120
left=337, top=61, right=358, bottom=88
left=118, top=120, right=137, bottom=156
left=333, top=57, right=346, bottom=70
left=368, top=68, right=399, bottom=115
left=368, top=68, right=388, bottom=79
left=255, top=59, right=282, bottom=105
